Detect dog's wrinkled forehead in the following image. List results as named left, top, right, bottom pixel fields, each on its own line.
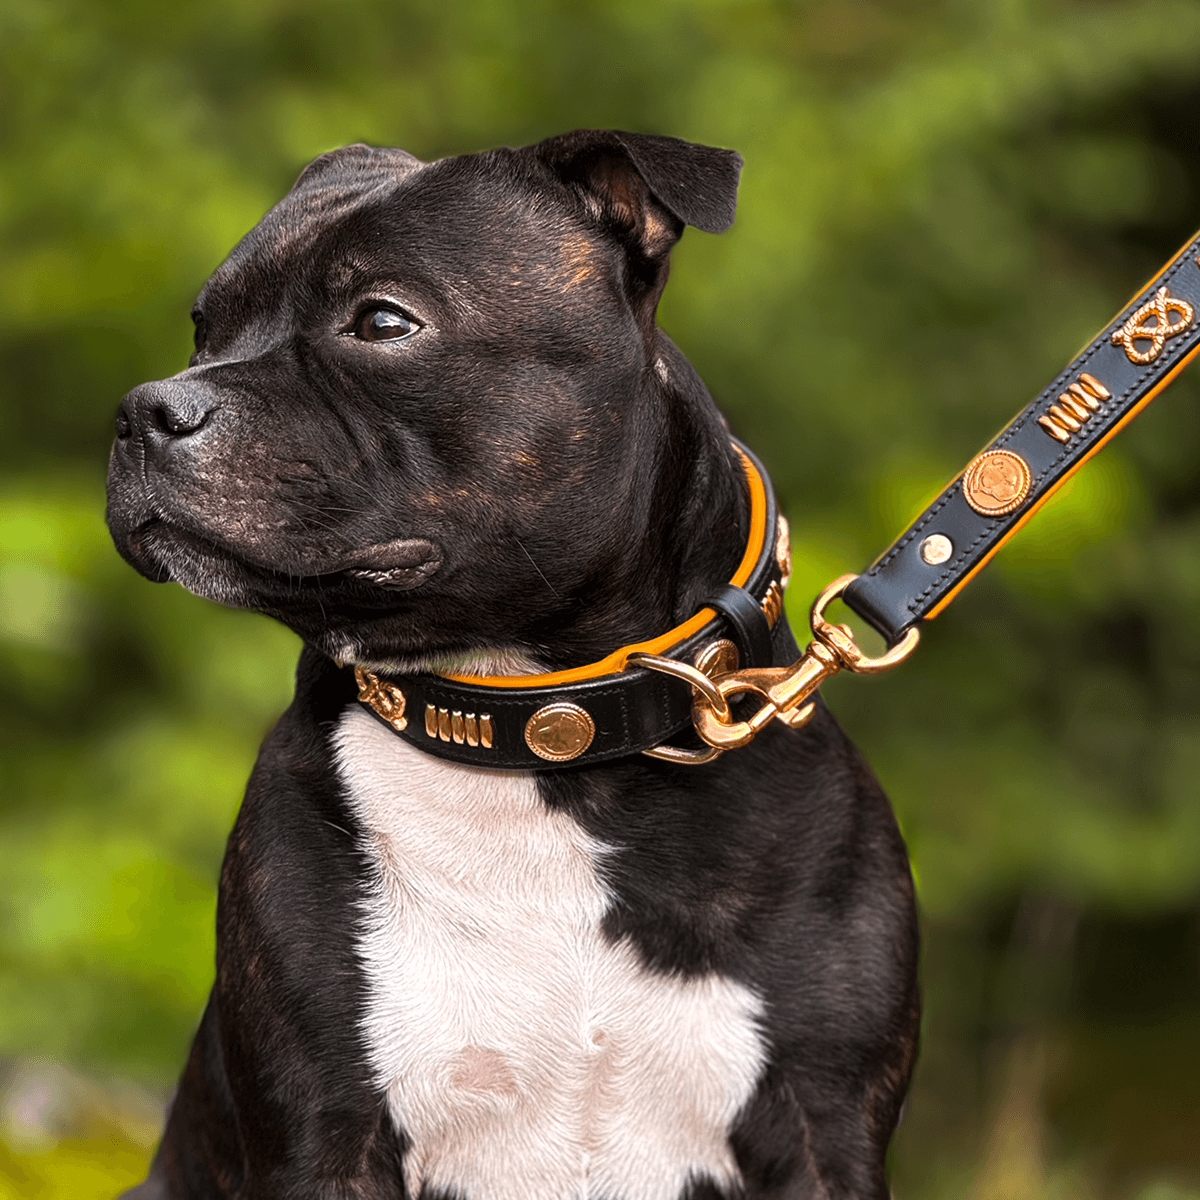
left=217, top=145, right=425, bottom=265
left=196, top=133, right=744, bottom=345
left=197, top=143, right=629, bottom=344
left=197, top=146, right=428, bottom=320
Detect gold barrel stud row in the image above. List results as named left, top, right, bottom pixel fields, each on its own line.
left=356, top=669, right=496, bottom=750
left=1037, top=372, right=1111, bottom=444
left=424, top=704, right=494, bottom=749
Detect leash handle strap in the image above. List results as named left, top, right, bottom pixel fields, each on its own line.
left=842, top=230, right=1200, bottom=644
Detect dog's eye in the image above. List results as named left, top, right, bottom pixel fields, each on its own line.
left=353, top=306, right=420, bottom=342
left=191, top=309, right=208, bottom=352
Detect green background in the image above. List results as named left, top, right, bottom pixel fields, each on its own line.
left=3, top=1, right=1200, bottom=1196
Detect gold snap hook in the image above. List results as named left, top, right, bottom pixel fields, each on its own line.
left=808, top=575, right=920, bottom=675
left=690, top=575, right=920, bottom=752
left=625, top=647, right=736, bottom=764
left=627, top=576, right=920, bottom=763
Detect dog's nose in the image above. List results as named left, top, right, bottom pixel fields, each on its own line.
left=116, top=380, right=217, bottom=451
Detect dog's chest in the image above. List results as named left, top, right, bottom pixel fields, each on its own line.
left=334, top=708, right=765, bottom=1200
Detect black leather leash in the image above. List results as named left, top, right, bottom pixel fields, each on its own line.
left=843, top=234, right=1200, bottom=645
left=357, top=230, right=1200, bottom=768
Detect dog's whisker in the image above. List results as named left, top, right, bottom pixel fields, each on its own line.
left=515, top=536, right=562, bottom=600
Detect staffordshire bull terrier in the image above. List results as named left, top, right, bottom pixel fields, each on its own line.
left=107, top=130, right=919, bottom=1200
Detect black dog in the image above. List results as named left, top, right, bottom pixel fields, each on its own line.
left=107, top=131, right=919, bottom=1200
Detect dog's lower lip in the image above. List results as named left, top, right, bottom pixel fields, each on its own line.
left=340, top=539, right=442, bottom=588
left=129, top=522, right=441, bottom=591
left=345, top=563, right=439, bottom=587
left=340, top=538, right=441, bottom=573
left=127, top=526, right=174, bottom=582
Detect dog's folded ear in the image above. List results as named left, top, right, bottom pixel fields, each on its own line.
left=535, top=130, right=743, bottom=263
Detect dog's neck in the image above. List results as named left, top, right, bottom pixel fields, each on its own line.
left=549, top=343, right=751, bottom=664
left=352, top=343, right=751, bottom=682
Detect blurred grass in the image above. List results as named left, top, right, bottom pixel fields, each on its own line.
left=0, top=1061, right=158, bottom=1199
left=0, top=1141, right=150, bottom=1200
left=3, top=0, right=1200, bottom=1196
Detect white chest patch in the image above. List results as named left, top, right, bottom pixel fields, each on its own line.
left=334, top=708, right=766, bottom=1200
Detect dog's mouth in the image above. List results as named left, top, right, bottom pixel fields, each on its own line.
left=125, top=519, right=442, bottom=603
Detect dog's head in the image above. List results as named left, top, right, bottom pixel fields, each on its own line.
left=106, top=131, right=743, bottom=669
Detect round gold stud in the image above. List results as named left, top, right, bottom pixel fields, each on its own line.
left=525, top=702, right=596, bottom=762
left=962, top=449, right=1033, bottom=517
left=920, top=534, right=954, bottom=565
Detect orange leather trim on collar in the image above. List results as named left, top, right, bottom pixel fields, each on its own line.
left=447, top=445, right=769, bottom=688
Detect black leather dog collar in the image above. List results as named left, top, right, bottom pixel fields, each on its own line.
left=354, top=441, right=796, bottom=769
left=844, top=230, right=1200, bottom=645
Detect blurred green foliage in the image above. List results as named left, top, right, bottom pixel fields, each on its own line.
left=3, top=0, right=1200, bottom=1196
